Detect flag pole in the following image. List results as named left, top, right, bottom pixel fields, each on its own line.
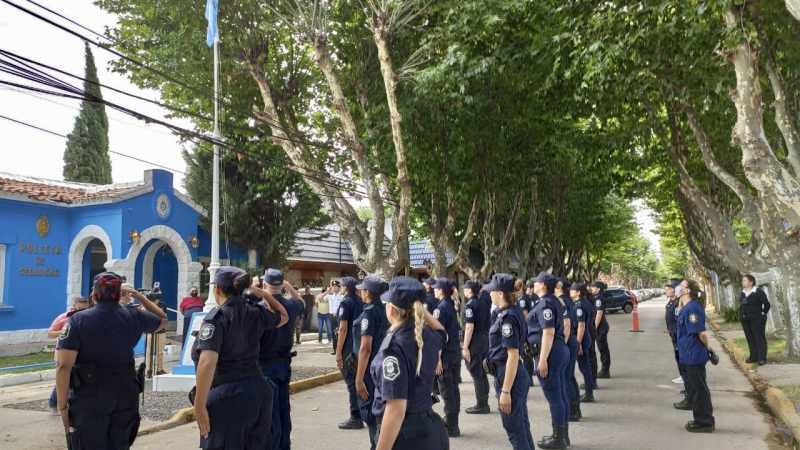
left=205, top=19, right=221, bottom=312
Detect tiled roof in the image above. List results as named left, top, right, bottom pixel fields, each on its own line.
left=289, top=225, right=394, bottom=264
left=409, top=241, right=453, bottom=268
left=0, top=173, right=145, bottom=205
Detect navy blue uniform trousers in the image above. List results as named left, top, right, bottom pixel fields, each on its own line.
left=340, top=354, right=360, bottom=417
left=201, top=376, right=273, bottom=449
left=261, top=361, right=292, bottom=450
left=565, top=337, right=580, bottom=404
left=359, top=371, right=378, bottom=449
left=671, top=334, right=691, bottom=395
left=375, top=410, right=449, bottom=450
left=536, top=344, right=570, bottom=426
left=67, top=374, right=140, bottom=450
left=577, top=333, right=594, bottom=390
left=495, top=363, right=534, bottom=450
left=437, top=350, right=461, bottom=416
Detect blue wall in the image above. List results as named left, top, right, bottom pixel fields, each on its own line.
left=152, top=247, right=178, bottom=321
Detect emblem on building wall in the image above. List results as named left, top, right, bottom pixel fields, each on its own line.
left=36, top=215, right=50, bottom=238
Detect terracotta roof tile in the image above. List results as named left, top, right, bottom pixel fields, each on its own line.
left=0, top=176, right=144, bottom=204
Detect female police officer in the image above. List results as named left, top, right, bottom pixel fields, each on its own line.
left=371, top=276, right=449, bottom=449
left=569, top=282, right=595, bottom=411
left=483, top=273, right=534, bottom=450
left=56, top=272, right=168, bottom=449
left=430, top=277, right=462, bottom=437
left=527, top=272, right=569, bottom=449
left=462, top=280, right=491, bottom=415
left=193, top=266, right=289, bottom=449
left=556, top=279, right=581, bottom=422
left=677, top=279, right=715, bottom=433
left=353, top=276, right=391, bottom=448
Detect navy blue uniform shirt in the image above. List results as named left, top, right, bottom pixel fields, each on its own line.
left=526, top=293, right=565, bottom=345
left=339, top=293, right=364, bottom=357
left=665, top=298, right=679, bottom=333
left=573, top=297, right=592, bottom=333
left=371, top=321, right=446, bottom=416
left=434, top=296, right=459, bottom=348
left=677, top=300, right=710, bottom=365
left=57, top=301, right=162, bottom=367
left=193, top=296, right=281, bottom=375
left=353, top=302, right=389, bottom=362
left=560, top=294, right=577, bottom=336
left=518, top=294, right=530, bottom=313
left=259, top=293, right=304, bottom=360
left=488, top=305, right=527, bottom=361
left=423, top=291, right=437, bottom=313
left=595, top=293, right=609, bottom=326
left=579, top=297, right=597, bottom=337
left=463, top=295, right=490, bottom=333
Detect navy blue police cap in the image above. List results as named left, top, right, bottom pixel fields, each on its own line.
left=356, top=275, right=387, bottom=294
left=591, top=281, right=607, bottom=291
left=527, top=279, right=535, bottom=288
left=557, top=278, right=572, bottom=291
left=482, top=273, right=516, bottom=293
left=569, top=282, right=588, bottom=293
left=666, top=279, right=681, bottom=289
left=93, top=272, right=122, bottom=301
left=531, top=271, right=557, bottom=290
left=211, top=266, right=246, bottom=289
left=381, top=276, right=426, bottom=310
left=464, top=280, right=481, bottom=292
left=264, top=268, right=284, bottom=287
left=430, top=277, right=455, bottom=291
left=422, top=277, right=436, bottom=287
left=341, top=276, right=358, bottom=291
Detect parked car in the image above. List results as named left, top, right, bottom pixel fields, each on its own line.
left=603, top=288, right=635, bottom=314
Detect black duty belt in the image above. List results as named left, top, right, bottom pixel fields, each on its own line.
left=211, top=366, right=262, bottom=388
left=377, top=409, right=433, bottom=426
left=70, top=363, right=135, bottom=390
left=258, top=351, right=297, bottom=365
left=552, top=340, right=566, bottom=346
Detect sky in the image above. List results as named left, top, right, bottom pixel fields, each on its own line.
left=0, top=0, right=663, bottom=257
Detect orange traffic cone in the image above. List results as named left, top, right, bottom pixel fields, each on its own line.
left=630, top=303, right=644, bottom=332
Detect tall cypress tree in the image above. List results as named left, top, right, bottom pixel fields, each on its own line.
left=63, top=43, right=112, bottom=184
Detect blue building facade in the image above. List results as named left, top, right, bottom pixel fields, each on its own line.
left=0, top=169, right=248, bottom=344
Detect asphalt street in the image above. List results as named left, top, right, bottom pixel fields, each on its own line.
left=0, top=297, right=785, bottom=449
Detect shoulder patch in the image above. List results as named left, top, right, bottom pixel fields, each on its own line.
left=595, top=300, right=602, bottom=307
left=382, top=356, right=400, bottom=381
left=519, top=299, right=526, bottom=308
left=338, top=307, right=344, bottom=316
left=58, top=323, right=71, bottom=340
left=502, top=323, right=513, bottom=337
left=199, top=323, right=215, bottom=340
left=576, top=308, right=584, bottom=317
left=543, top=309, right=554, bottom=321
left=433, top=309, right=440, bottom=319
left=689, top=313, right=698, bottom=324
left=465, top=309, right=473, bottom=318
left=361, top=318, right=369, bottom=331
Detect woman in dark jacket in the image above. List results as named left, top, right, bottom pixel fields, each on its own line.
left=739, top=274, right=770, bottom=365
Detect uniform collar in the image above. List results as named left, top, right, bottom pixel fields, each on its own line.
left=94, top=301, right=120, bottom=309
left=222, top=295, right=244, bottom=308
left=743, top=286, right=757, bottom=296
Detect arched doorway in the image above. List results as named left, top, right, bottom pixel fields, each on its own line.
left=82, top=239, right=109, bottom=298
left=67, top=225, right=113, bottom=307
left=136, top=241, right=179, bottom=322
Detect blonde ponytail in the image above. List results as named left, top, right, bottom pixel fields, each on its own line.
left=412, top=301, right=425, bottom=377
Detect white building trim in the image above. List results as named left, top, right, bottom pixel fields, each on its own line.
left=66, top=225, right=113, bottom=308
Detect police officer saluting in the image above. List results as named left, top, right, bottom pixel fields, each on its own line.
left=430, top=277, right=462, bottom=437
left=527, top=272, right=570, bottom=449
left=337, top=276, right=366, bottom=430
left=353, top=276, right=390, bottom=448
left=483, top=274, right=534, bottom=450
left=56, top=272, right=168, bottom=449
left=258, top=269, right=305, bottom=450
left=591, top=281, right=611, bottom=379
left=371, top=276, right=449, bottom=450
left=461, top=280, right=491, bottom=415
left=192, top=267, right=289, bottom=449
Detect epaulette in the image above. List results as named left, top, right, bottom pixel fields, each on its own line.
left=204, top=306, right=220, bottom=321
left=66, top=309, right=87, bottom=317
left=498, top=310, right=509, bottom=319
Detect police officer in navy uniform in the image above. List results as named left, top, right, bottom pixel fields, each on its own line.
left=556, top=279, right=581, bottom=422
left=429, top=277, right=462, bottom=437
left=519, top=280, right=536, bottom=388
left=422, top=277, right=438, bottom=313
left=569, top=283, right=595, bottom=407
left=371, top=276, right=449, bottom=449
left=461, top=280, right=491, bottom=415
left=591, top=281, right=611, bottom=379
left=676, top=279, right=715, bottom=433
left=666, top=279, right=692, bottom=410
left=258, top=269, right=305, bottom=450
left=55, top=272, right=168, bottom=449
left=353, top=276, right=390, bottom=448
left=336, top=276, right=366, bottom=430
left=191, top=267, right=289, bottom=449
left=483, top=274, right=534, bottom=450
left=527, top=272, right=570, bottom=449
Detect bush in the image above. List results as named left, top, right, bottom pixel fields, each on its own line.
left=721, top=306, right=740, bottom=323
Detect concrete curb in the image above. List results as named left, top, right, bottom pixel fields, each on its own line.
left=136, top=370, right=342, bottom=436
left=710, top=318, right=800, bottom=444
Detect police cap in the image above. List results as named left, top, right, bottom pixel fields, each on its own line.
left=381, top=276, right=426, bottom=310
left=531, top=271, right=557, bottom=290
left=263, top=268, right=284, bottom=287
left=422, top=277, right=436, bottom=287
left=430, top=277, right=455, bottom=291
left=212, top=266, right=246, bottom=289
left=356, top=276, right=387, bottom=295
left=341, top=276, right=358, bottom=291
left=482, top=273, right=515, bottom=293
left=464, top=280, right=481, bottom=293
left=591, top=281, right=607, bottom=291
left=569, top=282, right=588, bottom=294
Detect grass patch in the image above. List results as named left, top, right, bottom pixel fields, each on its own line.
left=778, top=384, right=800, bottom=403
left=0, top=352, right=55, bottom=375
left=730, top=337, right=797, bottom=363
left=714, top=321, right=743, bottom=332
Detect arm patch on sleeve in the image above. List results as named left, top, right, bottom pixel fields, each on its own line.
left=383, top=356, right=400, bottom=381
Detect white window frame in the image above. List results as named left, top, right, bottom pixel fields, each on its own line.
left=0, top=244, right=6, bottom=304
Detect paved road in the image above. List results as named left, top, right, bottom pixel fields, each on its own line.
left=1, top=298, right=785, bottom=449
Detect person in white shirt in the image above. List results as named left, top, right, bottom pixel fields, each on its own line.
left=324, top=281, right=345, bottom=355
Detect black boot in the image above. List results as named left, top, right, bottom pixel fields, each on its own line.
left=576, top=403, right=583, bottom=419
left=580, top=389, right=594, bottom=403
left=465, top=397, right=491, bottom=414
left=565, top=423, right=570, bottom=446
left=338, top=414, right=364, bottom=430
left=569, top=402, right=580, bottom=422
left=538, top=425, right=567, bottom=449
left=445, top=413, right=460, bottom=437
left=673, top=398, right=692, bottom=410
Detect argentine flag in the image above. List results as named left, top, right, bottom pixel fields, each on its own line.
left=205, top=0, right=218, bottom=47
